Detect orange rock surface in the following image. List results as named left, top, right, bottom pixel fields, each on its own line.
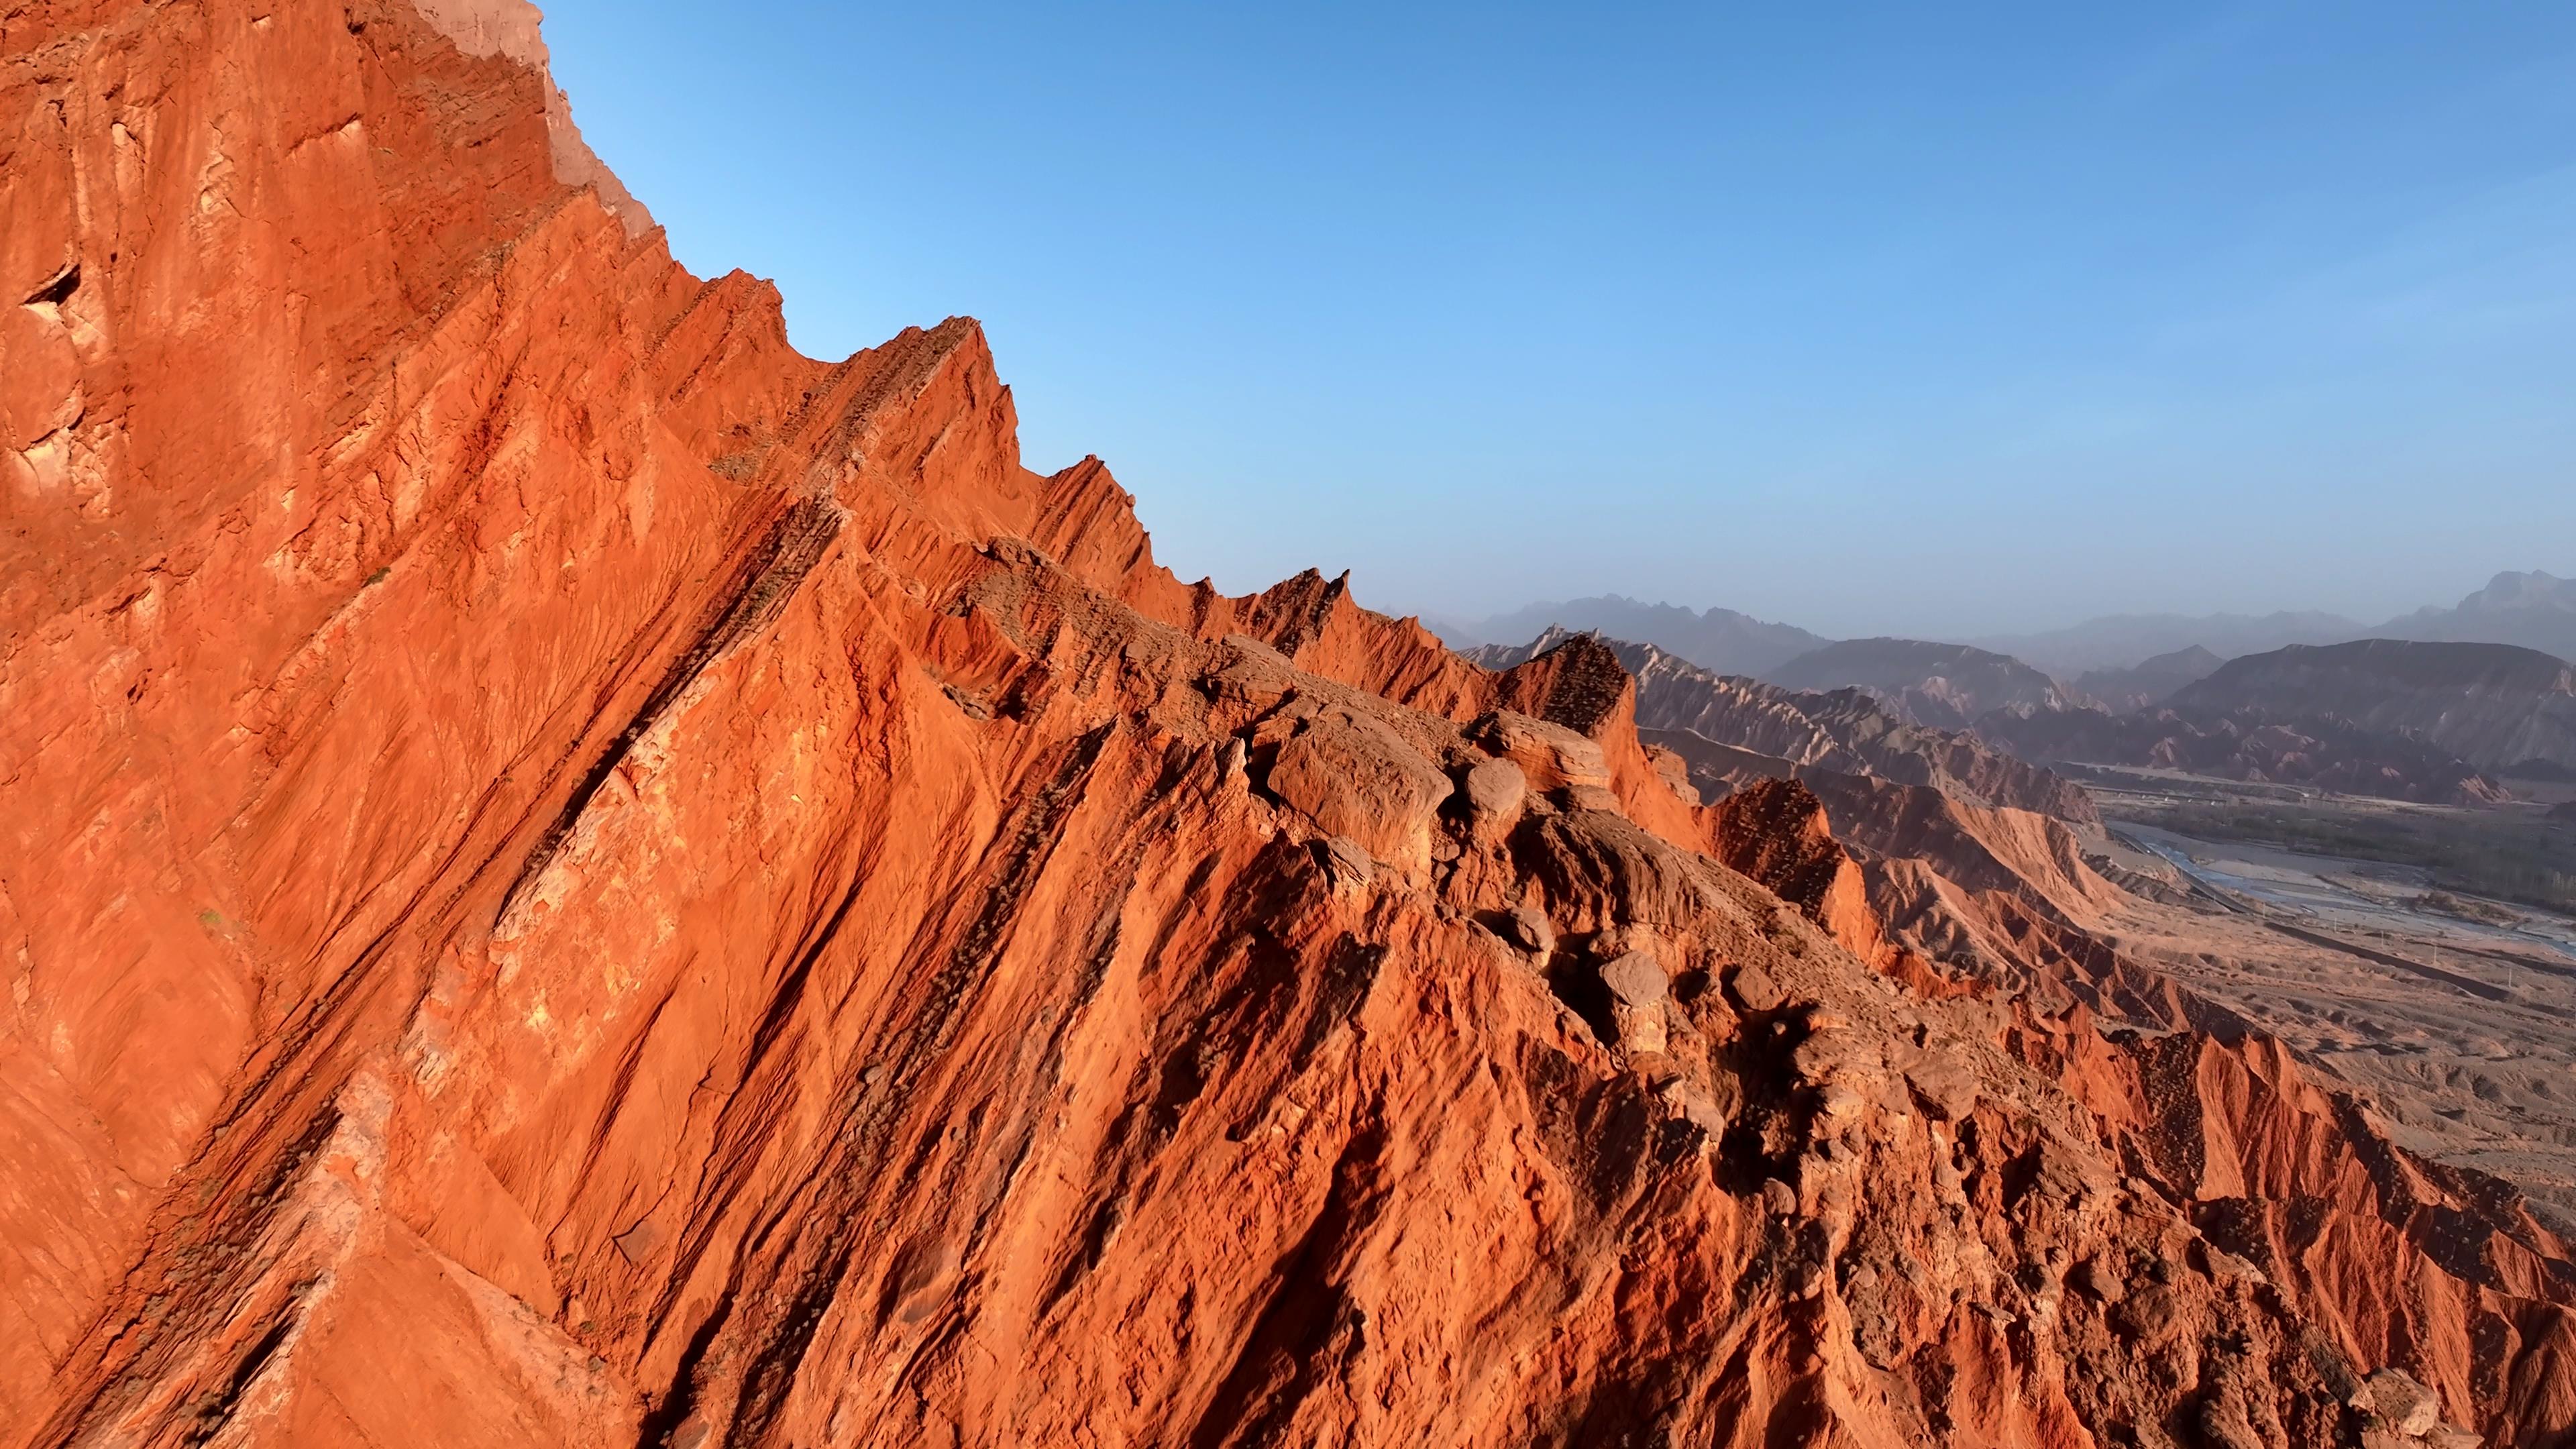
left=3, top=3, right=2571, bottom=1447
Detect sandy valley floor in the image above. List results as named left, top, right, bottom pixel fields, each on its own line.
left=2084, top=810, right=2576, bottom=1224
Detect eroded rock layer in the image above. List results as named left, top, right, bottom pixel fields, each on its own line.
left=3, top=4, right=2572, bottom=1448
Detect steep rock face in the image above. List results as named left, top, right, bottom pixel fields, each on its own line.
left=3, top=5, right=2574, bottom=1449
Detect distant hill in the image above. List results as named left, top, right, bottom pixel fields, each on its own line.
left=1427, top=595, right=1828, bottom=676
left=2172, top=638, right=2576, bottom=773
left=1968, top=611, right=2363, bottom=676
left=1975, top=702, right=2511, bottom=807
left=1626, top=649, right=2095, bottom=822
left=2074, top=645, right=2223, bottom=712
left=1761, top=637, right=2087, bottom=730
left=1470, top=628, right=2093, bottom=820
left=1437, top=566, right=2576, bottom=682
left=2380, top=570, right=2576, bottom=662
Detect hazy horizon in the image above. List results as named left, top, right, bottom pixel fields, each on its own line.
left=1404, top=572, right=2569, bottom=647
left=541, top=1, right=2576, bottom=639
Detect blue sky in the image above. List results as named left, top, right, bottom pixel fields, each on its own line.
left=537, top=1, right=2576, bottom=638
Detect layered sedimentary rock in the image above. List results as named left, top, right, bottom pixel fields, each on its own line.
left=3, top=5, right=2573, bottom=1448
left=1476, top=631, right=2096, bottom=824
left=2172, top=640, right=2576, bottom=775
left=1976, top=702, right=2514, bottom=807
left=1762, top=637, right=2092, bottom=731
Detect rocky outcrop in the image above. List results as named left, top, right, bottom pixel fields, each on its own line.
left=4, top=5, right=2573, bottom=1448
left=1485, top=631, right=2097, bottom=824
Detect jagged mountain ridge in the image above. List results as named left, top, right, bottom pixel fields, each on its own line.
left=1762, top=637, right=2094, bottom=731
left=3, top=4, right=2572, bottom=1448
left=1473, top=629, right=2097, bottom=824
left=1430, top=594, right=1831, bottom=677
left=2382, top=570, right=2576, bottom=664
left=1448, top=569, right=2574, bottom=684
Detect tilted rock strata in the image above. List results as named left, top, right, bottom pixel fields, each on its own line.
left=1762, top=637, right=2095, bottom=731
left=2173, top=639, right=2576, bottom=776
left=1484, top=631, right=2097, bottom=824
left=1975, top=702, right=2514, bottom=807
left=2, top=3, right=2573, bottom=1447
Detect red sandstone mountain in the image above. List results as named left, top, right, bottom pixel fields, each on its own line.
left=1478, top=631, right=2096, bottom=823
left=3, top=5, right=2572, bottom=1448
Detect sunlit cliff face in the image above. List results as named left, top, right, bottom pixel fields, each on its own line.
left=0, top=4, right=2567, bottom=1446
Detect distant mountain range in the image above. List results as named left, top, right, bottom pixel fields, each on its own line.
left=1967, top=612, right=2367, bottom=677
left=1423, top=596, right=1828, bottom=676
left=1442, top=573, right=2576, bottom=806
left=1468, top=628, right=2094, bottom=820
left=1434, top=570, right=2576, bottom=680
left=1761, top=638, right=2088, bottom=731
left=2381, top=570, right=2576, bottom=662
left=2074, top=645, right=2222, bottom=712
left=2172, top=638, right=2576, bottom=775
left=1980, top=571, right=2576, bottom=675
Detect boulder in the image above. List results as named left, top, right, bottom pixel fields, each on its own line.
left=1600, top=951, right=1668, bottom=1008
left=1519, top=808, right=1713, bottom=932
left=2363, top=1370, right=2440, bottom=1437
left=1317, top=835, right=1375, bottom=888
left=1204, top=636, right=1299, bottom=710
left=1558, top=784, right=1620, bottom=814
left=1461, top=757, right=1527, bottom=843
left=1599, top=951, right=1670, bottom=1054
left=2075, top=1256, right=2126, bottom=1305
left=1657, top=1078, right=1728, bottom=1137
left=1725, top=961, right=1784, bottom=1013
left=1267, top=706, right=1453, bottom=877
left=1470, top=710, right=1611, bottom=792
left=1894, top=1049, right=1980, bottom=1122
left=1501, top=903, right=1555, bottom=957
